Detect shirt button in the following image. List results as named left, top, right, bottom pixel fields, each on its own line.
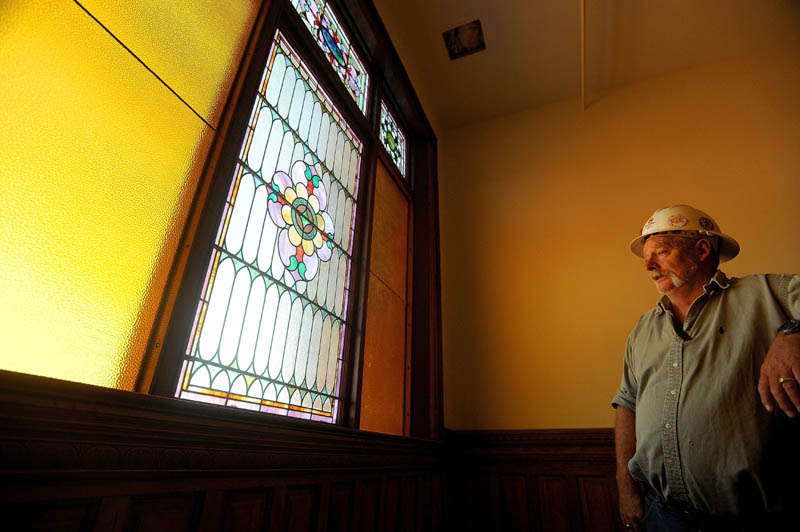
left=665, top=423, right=671, bottom=429
left=670, top=390, right=676, bottom=395
left=672, top=362, right=678, bottom=367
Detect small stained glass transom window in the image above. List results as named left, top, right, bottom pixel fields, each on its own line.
left=175, top=31, right=363, bottom=423
left=379, top=101, right=406, bottom=177
left=290, top=0, right=369, bottom=114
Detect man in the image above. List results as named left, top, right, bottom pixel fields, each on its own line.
left=612, top=204, right=800, bottom=531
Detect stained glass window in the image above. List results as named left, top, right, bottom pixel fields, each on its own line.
left=290, top=0, right=369, bottom=114
left=175, top=31, right=363, bottom=423
left=379, top=101, right=406, bottom=177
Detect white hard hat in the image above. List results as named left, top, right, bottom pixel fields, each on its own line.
left=630, top=204, right=740, bottom=262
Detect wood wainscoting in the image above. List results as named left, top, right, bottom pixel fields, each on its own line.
left=0, top=371, right=443, bottom=532
left=445, top=429, right=620, bottom=532
left=0, top=371, right=622, bottom=531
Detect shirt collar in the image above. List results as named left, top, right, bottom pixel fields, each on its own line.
left=655, top=270, right=730, bottom=314
left=706, top=270, right=730, bottom=291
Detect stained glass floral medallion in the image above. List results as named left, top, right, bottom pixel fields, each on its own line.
left=175, top=31, right=363, bottom=423
left=290, top=0, right=369, bottom=114
left=379, top=101, right=406, bottom=177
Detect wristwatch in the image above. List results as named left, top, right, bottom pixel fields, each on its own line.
left=777, top=319, right=800, bottom=335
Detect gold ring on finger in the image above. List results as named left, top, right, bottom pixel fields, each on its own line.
left=779, top=377, right=796, bottom=384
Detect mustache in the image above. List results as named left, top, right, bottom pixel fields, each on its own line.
left=651, top=270, right=677, bottom=281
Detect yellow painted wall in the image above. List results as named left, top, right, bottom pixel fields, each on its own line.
left=439, top=40, right=800, bottom=429
left=0, top=0, right=259, bottom=389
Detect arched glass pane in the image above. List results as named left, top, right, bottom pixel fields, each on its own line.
left=176, top=31, right=362, bottom=423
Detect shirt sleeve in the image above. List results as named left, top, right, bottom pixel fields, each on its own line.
left=786, top=274, right=800, bottom=319
left=611, top=334, right=638, bottom=411
left=767, top=274, right=800, bottom=320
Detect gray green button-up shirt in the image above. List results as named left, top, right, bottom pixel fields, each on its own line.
left=612, top=271, right=800, bottom=515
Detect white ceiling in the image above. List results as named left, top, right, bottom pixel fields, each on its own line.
left=372, top=0, right=800, bottom=132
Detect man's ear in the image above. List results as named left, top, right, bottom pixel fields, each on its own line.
left=695, top=238, right=713, bottom=262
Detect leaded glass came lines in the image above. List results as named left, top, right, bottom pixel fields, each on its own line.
left=290, top=0, right=369, bottom=114
left=379, top=101, right=406, bottom=177
left=176, top=31, right=362, bottom=422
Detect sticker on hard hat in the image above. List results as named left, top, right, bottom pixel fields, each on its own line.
left=699, top=217, right=715, bottom=231
left=668, top=215, right=688, bottom=227
left=645, top=217, right=656, bottom=229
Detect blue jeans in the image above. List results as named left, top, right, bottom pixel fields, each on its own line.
left=641, top=493, right=700, bottom=532
left=641, top=493, right=789, bottom=532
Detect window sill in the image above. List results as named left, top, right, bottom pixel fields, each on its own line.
left=0, top=369, right=442, bottom=477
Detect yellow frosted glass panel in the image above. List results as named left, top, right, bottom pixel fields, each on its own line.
left=0, top=0, right=213, bottom=389
left=370, top=160, right=409, bottom=298
left=360, top=274, right=406, bottom=435
left=360, top=161, right=410, bottom=435
left=78, top=0, right=261, bottom=127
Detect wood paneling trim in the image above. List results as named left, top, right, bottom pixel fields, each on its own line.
left=445, top=429, right=620, bottom=532
left=447, top=428, right=614, bottom=445
left=0, top=370, right=441, bottom=482
left=0, top=371, right=444, bottom=530
left=1, top=371, right=621, bottom=531
left=447, top=428, right=615, bottom=461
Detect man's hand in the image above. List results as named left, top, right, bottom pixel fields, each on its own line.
left=617, top=475, right=644, bottom=531
left=758, top=332, right=800, bottom=417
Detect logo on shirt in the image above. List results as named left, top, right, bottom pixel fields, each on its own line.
left=699, top=217, right=715, bottom=231
left=668, top=215, right=688, bottom=227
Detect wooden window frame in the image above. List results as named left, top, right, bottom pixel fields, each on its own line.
left=139, top=0, right=442, bottom=439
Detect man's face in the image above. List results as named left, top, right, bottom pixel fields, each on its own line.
left=642, top=235, right=700, bottom=294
